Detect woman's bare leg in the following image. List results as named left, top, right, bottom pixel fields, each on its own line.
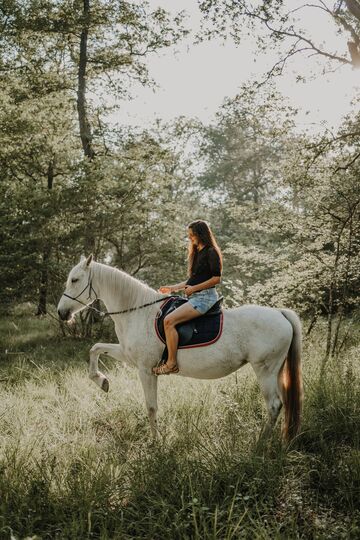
left=162, top=302, right=202, bottom=369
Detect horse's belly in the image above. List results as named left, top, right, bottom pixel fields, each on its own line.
left=178, top=359, right=247, bottom=380
left=176, top=340, right=247, bottom=379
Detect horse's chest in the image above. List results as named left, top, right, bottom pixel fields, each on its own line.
left=115, top=320, right=161, bottom=360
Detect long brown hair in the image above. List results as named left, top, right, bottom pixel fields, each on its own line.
left=187, top=220, right=223, bottom=276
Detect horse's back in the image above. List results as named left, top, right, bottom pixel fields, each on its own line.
left=224, top=303, right=294, bottom=328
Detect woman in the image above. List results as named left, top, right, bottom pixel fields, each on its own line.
left=153, top=220, right=223, bottom=376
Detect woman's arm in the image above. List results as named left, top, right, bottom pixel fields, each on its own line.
left=185, top=276, right=221, bottom=296
left=171, top=281, right=188, bottom=292
left=159, top=281, right=187, bottom=293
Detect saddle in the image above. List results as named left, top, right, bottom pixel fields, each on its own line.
left=155, top=296, right=224, bottom=363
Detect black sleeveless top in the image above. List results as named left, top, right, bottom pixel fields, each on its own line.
left=186, top=246, right=221, bottom=287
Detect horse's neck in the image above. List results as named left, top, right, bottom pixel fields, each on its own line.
left=92, top=262, right=160, bottom=314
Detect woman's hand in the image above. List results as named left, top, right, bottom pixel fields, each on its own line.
left=158, top=286, right=172, bottom=294
left=184, top=285, right=196, bottom=297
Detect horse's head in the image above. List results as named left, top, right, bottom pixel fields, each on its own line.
left=57, top=254, right=95, bottom=321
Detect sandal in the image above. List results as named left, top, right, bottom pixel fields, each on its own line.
left=152, top=363, right=179, bottom=376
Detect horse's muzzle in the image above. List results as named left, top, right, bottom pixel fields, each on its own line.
left=58, top=308, right=71, bottom=321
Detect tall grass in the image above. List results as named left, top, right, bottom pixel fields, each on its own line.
left=0, top=305, right=359, bottom=539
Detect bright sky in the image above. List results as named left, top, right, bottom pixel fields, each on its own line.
left=110, top=0, right=359, bottom=132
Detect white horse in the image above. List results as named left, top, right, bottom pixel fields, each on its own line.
left=57, top=255, right=303, bottom=441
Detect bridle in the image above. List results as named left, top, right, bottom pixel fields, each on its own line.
left=62, top=271, right=98, bottom=306
left=62, top=271, right=171, bottom=317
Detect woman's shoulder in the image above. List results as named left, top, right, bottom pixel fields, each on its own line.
left=207, top=246, right=219, bottom=257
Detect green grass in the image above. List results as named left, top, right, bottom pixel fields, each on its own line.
left=0, top=305, right=359, bottom=539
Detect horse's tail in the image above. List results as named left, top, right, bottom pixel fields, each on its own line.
left=279, top=308, right=303, bottom=442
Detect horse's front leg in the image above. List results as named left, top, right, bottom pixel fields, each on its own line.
left=89, top=343, right=124, bottom=392
left=138, top=368, right=158, bottom=438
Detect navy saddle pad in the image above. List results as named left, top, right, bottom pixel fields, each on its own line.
left=155, top=296, right=224, bottom=355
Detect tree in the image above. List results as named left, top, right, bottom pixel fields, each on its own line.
left=198, top=87, right=294, bottom=205
left=198, top=0, right=360, bottom=76
left=227, top=122, right=360, bottom=362
left=0, top=0, right=188, bottom=313
left=194, top=87, right=296, bottom=302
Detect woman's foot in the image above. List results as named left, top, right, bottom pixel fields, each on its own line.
left=152, top=363, right=179, bottom=376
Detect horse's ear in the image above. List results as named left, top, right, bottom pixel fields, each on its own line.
left=86, top=254, right=94, bottom=266
left=80, top=254, right=93, bottom=268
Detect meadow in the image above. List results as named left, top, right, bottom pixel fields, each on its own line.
left=0, top=305, right=359, bottom=539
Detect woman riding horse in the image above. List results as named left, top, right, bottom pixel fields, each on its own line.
left=153, top=220, right=223, bottom=376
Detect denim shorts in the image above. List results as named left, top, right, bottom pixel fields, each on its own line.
left=188, top=288, right=219, bottom=315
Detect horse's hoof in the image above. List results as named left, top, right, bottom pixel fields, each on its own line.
left=101, top=378, right=109, bottom=393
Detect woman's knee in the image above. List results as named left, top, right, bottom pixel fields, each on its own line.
left=164, top=315, right=175, bottom=329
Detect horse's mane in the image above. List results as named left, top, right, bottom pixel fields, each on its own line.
left=93, top=262, right=159, bottom=309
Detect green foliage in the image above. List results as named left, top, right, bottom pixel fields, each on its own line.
left=0, top=126, right=201, bottom=306
left=0, top=0, right=188, bottom=95
left=198, top=86, right=294, bottom=205
left=194, top=87, right=297, bottom=305
left=198, top=0, right=359, bottom=74
left=0, top=0, right=189, bottom=317
left=193, top=85, right=360, bottom=356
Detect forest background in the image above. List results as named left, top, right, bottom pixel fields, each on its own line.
left=2, top=0, right=360, bottom=359
left=1, top=1, right=360, bottom=538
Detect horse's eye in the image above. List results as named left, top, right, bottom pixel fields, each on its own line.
left=71, top=278, right=79, bottom=283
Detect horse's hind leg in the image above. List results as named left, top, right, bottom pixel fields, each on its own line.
left=89, top=343, right=124, bottom=392
left=252, top=363, right=283, bottom=439
left=138, top=369, right=158, bottom=438
left=261, top=373, right=283, bottom=438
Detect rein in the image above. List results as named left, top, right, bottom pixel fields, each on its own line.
left=62, top=273, right=172, bottom=317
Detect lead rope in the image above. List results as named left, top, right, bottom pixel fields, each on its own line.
left=100, top=296, right=173, bottom=317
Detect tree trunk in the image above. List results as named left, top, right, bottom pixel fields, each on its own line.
left=306, top=311, right=318, bottom=336
left=332, top=307, right=344, bottom=357
left=36, top=245, right=51, bottom=315
left=36, top=160, right=54, bottom=316
left=325, top=282, right=334, bottom=361
left=76, top=0, right=101, bottom=334
left=77, top=0, right=95, bottom=160
left=332, top=210, right=355, bottom=356
left=323, top=219, right=347, bottom=366
left=345, top=0, right=360, bottom=23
